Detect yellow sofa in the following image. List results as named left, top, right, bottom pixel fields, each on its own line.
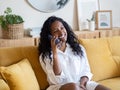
left=0, top=36, right=120, bottom=90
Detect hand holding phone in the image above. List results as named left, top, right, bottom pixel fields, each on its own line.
left=48, top=35, right=60, bottom=45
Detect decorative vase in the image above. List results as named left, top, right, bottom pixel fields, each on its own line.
left=89, top=21, right=95, bottom=31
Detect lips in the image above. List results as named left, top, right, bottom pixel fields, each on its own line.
left=59, top=34, right=65, bottom=38
left=58, top=34, right=67, bottom=42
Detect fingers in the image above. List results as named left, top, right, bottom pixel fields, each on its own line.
left=80, top=85, right=87, bottom=90
left=51, top=36, right=60, bottom=45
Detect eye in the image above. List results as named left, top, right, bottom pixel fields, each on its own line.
left=53, top=29, right=58, bottom=33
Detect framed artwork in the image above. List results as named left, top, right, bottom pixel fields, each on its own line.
left=96, top=10, right=112, bottom=30
left=77, top=0, right=99, bottom=30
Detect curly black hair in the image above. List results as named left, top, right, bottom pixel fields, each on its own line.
left=38, top=16, right=83, bottom=62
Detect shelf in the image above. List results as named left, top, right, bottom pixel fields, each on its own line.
left=0, top=37, right=35, bottom=47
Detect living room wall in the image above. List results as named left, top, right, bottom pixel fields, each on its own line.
left=99, top=0, right=120, bottom=28
left=0, top=0, right=78, bottom=30
left=0, top=0, right=120, bottom=31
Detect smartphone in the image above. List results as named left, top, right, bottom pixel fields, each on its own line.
left=48, top=35, right=60, bottom=45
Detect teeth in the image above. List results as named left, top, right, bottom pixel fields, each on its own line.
left=59, top=35, right=64, bottom=38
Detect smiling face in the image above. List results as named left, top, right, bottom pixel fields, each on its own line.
left=50, top=20, right=67, bottom=42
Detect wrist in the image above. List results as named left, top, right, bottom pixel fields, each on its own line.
left=80, top=76, right=88, bottom=86
left=80, top=76, right=88, bottom=81
left=53, top=54, right=57, bottom=59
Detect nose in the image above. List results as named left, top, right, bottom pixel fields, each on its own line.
left=58, top=29, right=63, bottom=36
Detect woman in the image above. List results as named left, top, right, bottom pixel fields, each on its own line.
left=38, top=16, right=110, bottom=90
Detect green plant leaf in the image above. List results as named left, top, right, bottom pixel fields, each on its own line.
left=0, top=7, right=24, bottom=29
left=4, top=7, right=12, bottom=14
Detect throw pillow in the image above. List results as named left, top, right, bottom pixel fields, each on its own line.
left=0, top=58, right=40, bottom=90
left=0, top=79, right=10, bottom=90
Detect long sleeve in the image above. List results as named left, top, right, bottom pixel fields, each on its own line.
left=39, top=55, right=67, bottom=85
left=80, top=45, right=93, bottom=81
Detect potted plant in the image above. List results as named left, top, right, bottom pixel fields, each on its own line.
left=0, top=7, right=24, bottom=39
left=87, top=12, right=95, bottom=31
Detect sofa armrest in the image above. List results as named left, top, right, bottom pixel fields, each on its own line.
left=0, top=79, right=10, bottom=90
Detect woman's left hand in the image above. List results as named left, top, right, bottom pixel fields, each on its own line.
left=79, top=76, right=88, bottom=90
left=80, top=84, right=86, bottom=90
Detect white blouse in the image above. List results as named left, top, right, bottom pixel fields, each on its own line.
left=39, top=44, right=93, bottom=89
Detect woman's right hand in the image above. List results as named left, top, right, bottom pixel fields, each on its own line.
left=50, top=36, right=58, bottom=54
left=50, top=36, right=62, bottom=75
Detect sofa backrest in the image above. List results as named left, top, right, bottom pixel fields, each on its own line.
left=0, top=36, right=120, bottom=89
left=107, top=36, right=120, bottom=74
left=80, top=37, right=120, bottom=81
left=0, top=46, right=49, bottom=90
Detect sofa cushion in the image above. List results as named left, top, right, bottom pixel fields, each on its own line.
left=107, top=36, right=120, bottom=74
left=107, top=36, right=120, bottom=56
left=98, top=77, right=120, bottom=90
left=0, top=46, right=48, bottom=90
left=80, top=38, right=119, bottom=81
left=0, top=79, right=10, bottom=90
left=0, top=58, right=40, bottom=90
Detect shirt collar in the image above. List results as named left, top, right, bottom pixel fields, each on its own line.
left=57, top=43, right=71, bottom=54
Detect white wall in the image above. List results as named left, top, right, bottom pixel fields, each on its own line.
left=0, top=0, right=120, bottom=31
left=77, top=0, right=120, bottom=30
left=0, top=0, right=78, bottom=30
left=99, top=0, right=120, bottom=27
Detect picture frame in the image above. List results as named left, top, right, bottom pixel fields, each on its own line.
left=96, top=10, right=112, bottom=30
left=77, top=0, right=99, bottom=31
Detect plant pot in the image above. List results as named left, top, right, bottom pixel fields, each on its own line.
left=2, top=23, right=24, bottom=39
left=89, top=21, right=95, bottom=31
